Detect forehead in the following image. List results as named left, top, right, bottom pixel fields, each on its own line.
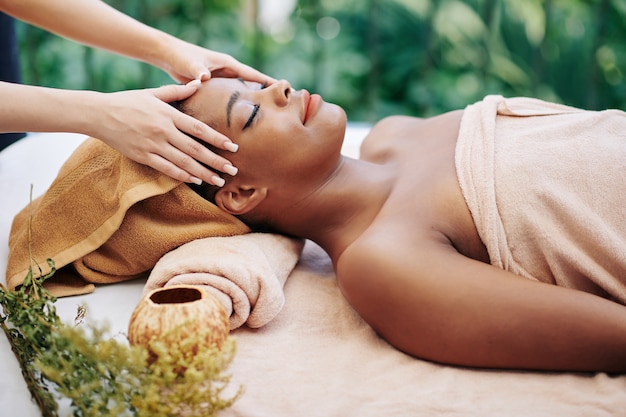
left=197, top=77, right=246, bottom=98
left=184, top=78, right=261, bottom=131
left=192, top=78, right=262, bottom=106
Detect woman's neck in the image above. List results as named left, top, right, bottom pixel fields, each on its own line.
left=269, top=155, right=396, bottom=262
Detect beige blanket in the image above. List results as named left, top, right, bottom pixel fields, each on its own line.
left=455, top=95, right=626, bottom=302
left=144, top=233, right=305, bottom=329
left=221, top=241, right=626, bottom=416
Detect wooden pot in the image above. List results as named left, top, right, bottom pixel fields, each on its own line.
left=128, top=285, right=230, bottom=357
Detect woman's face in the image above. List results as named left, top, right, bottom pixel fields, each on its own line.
left=183, top=78, right=347, bottom=184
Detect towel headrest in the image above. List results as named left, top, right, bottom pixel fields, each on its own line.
left=6, top=138, right=250, bottom=296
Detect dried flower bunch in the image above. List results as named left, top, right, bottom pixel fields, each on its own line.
left=0, top=260, right=241, bottom=417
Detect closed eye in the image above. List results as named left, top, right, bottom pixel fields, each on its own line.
left=243, top=104, right=259, bottom=130
left=242, top=82, right=267, bottom=130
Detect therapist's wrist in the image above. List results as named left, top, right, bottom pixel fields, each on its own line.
left=73, top=90, right=113, bottom=138
left=144, top=31, right=183, bottom=75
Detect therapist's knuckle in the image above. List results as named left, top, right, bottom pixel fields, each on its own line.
left=186, top=140, right=204, bottom=156
left=177, top=153, right=194, bottom=169
left=148, top=123, right=168, bottom=137
left=152, top=159, right=176, bottom=176
left=190, top=120, right=207, bottom=137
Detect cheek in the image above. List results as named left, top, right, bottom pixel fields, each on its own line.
left=235, top=134, right=296, bottom=179
left=242, top=122, right=296, bottom=156
left=233, top=110, right=344, bottom=178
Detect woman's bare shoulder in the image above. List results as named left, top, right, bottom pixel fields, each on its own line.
left=360, top=115, right=421, bottom=161
left=335, top=222, right=450, bottom=284
left=359, top=111, right=463, bottom=162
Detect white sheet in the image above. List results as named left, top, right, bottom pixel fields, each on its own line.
left=2, top=127, right=625, bottom=417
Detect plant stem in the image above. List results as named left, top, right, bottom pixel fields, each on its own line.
left=0, top=318, right=58, bottom=417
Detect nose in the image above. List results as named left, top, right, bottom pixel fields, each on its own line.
left=268, top=79, right=292, bottom=107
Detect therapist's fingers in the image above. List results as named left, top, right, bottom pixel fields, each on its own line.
left=152, top=82, right=236, bottom=153
left=146, top=141, right=230, bottom=187
left=150, top=83, right=239, bottom=183
left=153, top=81, right=200, bottom=103
left=193, top=53, right=276, bottom=85
left=170, top=118, right=238, bottom=177
left=209, top=59, right=277, bottom=86
left=229, top=61, right=277, bottom=85
left=173, top=108, right=238, bottom=152
left=156, top=84, right=239, bottom=155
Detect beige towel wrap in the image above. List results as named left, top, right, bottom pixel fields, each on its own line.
left=455, top=95, right=626, bottom=302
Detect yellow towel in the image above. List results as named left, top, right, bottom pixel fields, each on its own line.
left=6, top=138, right=249, bottom=296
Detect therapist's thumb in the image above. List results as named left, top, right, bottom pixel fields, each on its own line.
left=153, top=82, right=200, bottom=104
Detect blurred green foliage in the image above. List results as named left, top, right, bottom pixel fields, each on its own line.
left=16, top=0, right=626, bottom=122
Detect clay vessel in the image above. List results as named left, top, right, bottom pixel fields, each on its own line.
left=128, top=285, right=230, bottom=357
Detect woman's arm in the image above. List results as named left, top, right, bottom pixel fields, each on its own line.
left=0, top=81, right=236, bottom=186
left=337, top=239, right=626, bottom=372
left=1, top=0, right=165, bottom=66
left=0, top=0, right=274, bottom=184
left=0, top=0, right=271, bottom=84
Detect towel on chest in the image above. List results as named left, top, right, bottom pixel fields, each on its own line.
left=455, top=95, right=626, bottom=302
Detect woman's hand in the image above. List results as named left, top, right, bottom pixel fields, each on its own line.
left=123, top=38, right=276, bottom=185
left=88, top=82, right=237, bottom=186
left=155, top=37, right=275, bottom=86
left=1, top=0, right=274, bottom=183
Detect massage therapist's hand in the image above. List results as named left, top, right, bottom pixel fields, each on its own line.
left=89, top=82, right=237, bottom=186
left=155, top=38, right=276, bottom=86
left=0, top=0, right=273, bottom=184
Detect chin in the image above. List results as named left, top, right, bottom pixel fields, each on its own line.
left=333, top=106, right=348, bottom=144
left=318, top=102, right=347, bottom=132
left=324, top=105, right=348, bottom=155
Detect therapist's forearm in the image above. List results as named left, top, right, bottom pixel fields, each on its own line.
left=0, top=0, right=175, bottom=71
left=0, top=81, right=103, bottom=135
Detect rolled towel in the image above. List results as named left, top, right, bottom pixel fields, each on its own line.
left=144, top=233, right=305, bottom=329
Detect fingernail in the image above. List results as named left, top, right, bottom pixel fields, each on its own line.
left=224, top=141, right=239, bottom=152
left=197, top=72, right=209, bottom=80
left=223, top=163, right=238, bottom=176
left=212, top=176, right=225, bottom=187
left=190, top=176, right=202, bottom=185
left=186, top=79, right=201, bottom=87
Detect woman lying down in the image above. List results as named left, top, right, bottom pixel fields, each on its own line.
left=176, top=77, right=626, bottom=373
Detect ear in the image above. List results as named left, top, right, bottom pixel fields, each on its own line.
left=214, top=184, right=268, bottom=215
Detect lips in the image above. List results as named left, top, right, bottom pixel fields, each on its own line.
left=302, top=90, right=322, bottom=124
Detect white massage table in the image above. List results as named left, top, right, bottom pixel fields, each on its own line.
left=1, top=127, right=625, bottom=416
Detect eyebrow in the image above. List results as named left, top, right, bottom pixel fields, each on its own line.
left=226, top=90, right=240, bottom=128
left=225, top=79, right=251, bottom=128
